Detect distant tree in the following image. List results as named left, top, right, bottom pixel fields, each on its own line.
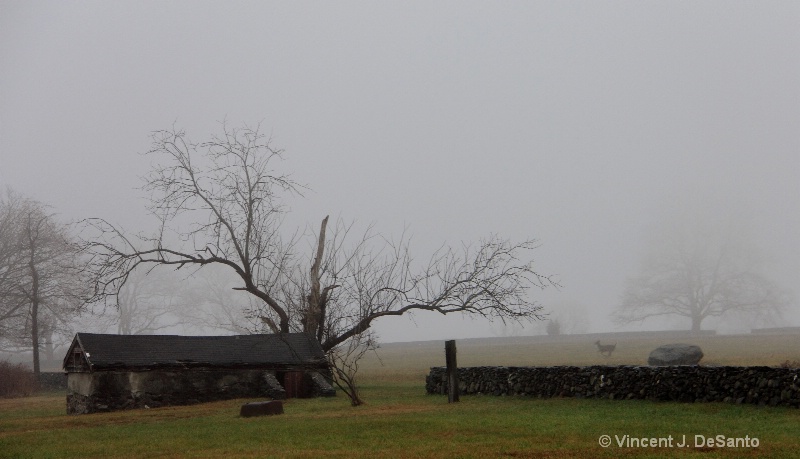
left=181, top=266, right=253, bottom=335
left=98, top=268, right=192, bottom=335
left=0, top=192, right=27, bottom=338
left=540, top=301, right=589, bottom=336
left=0, top=190, right=85, bottom=376
left=614, top=212, right=792, bottom=333
left=545, top=319, right=561, bottom=336
left=79, top=123, right=556, bottom=400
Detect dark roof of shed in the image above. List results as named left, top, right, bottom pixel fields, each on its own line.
left=64, top=332, right=328, bottom=371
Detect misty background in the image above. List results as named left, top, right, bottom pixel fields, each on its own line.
left=1, top=1, right=798, bottom=344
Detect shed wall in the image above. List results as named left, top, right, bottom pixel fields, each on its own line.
left=67, top=368, right=288, bottom=414
left=67, top=373, right=94, bottom=396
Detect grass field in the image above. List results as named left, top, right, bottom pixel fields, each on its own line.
left=358, top=331, right=800, bottom=383
left=3, top=332, right=800, bottom=458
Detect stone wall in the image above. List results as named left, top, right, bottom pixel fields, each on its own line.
left=67, top=368, right=330, bottom=414
left=426, top=366, right=800, bottom=407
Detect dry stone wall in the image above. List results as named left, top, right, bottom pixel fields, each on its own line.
left=426, top=366, right=800, bottom=407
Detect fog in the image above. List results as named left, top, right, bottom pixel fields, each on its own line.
left=2, top=1, right=798, bottom=343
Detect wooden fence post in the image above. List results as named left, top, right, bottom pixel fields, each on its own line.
left=445, top=340, right=459, bottom=403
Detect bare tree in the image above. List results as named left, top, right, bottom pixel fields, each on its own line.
left=326, top=328, right=376, bottom=406
left=0, top=190, right=85, bottom=376
left=614, top=214, right=792, bottom=333
left=80, top=123, right=556, bottom=358
left=0, top=191, right=28, bottom=343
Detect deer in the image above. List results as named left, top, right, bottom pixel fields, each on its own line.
left=594, top=340, right=616, bottom=357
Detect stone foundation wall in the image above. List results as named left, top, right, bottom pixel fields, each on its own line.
left=426, top=366, right=800, bottom=407
left=66, top=368, right=324, bottom=414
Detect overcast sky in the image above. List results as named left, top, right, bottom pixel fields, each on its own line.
left=2, top=1, right=798, bottom=342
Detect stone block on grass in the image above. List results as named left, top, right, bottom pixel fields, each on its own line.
left=240, top=400, right=284, bottom=417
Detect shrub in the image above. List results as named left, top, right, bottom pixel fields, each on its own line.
left=0, top=361, right=37, bottom=397
left=546, top=319, right=561, bottom=336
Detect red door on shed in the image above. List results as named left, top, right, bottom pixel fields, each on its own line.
left=282, top=371, right=310, bottom=398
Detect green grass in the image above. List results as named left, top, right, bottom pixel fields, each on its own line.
left=3, top=332, right=800, bottom=458
left=2, top=383, right=799, bottom=458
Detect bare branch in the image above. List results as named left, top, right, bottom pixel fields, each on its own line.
left=80, top=123, right=556, bottom=392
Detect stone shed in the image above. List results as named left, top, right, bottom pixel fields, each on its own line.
left=63, top=332, right=335, bottom=414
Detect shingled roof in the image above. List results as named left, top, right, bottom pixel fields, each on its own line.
left=63, top=332, right=328, bottom=371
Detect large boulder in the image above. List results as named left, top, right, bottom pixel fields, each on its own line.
left=648, top=343, right=704, bottom=366
left=240, top=400, right=284, bottom=417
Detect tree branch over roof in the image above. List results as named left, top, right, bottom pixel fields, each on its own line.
left=79, top=122, right=557, bottom=353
